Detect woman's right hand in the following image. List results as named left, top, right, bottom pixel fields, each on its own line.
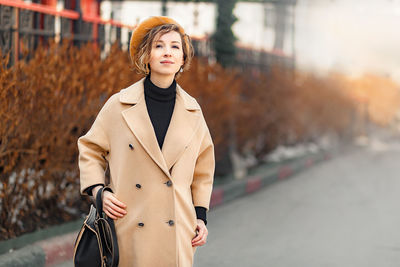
left=93, top=186, right=127, bottom=220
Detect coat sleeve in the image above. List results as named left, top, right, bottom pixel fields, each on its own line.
left=77, top=104, right=111, bottom=196
left=191, top=123, right=215, bottom=211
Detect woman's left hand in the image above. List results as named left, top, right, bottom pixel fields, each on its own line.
left=192, top=219, right=208, bottom=247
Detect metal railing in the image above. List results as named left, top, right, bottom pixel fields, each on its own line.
left=0, top=0, right=134, bottom=65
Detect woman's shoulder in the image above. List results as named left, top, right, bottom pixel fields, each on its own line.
left=118, top=77, right=146, bottom=104
left=102, top=78, right=146, bottom=108
left=176, top=84, right=211, bottom=129
left=176, top=84, right=201, bottom=111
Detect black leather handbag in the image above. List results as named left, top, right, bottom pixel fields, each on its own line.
left=73, top=187, right=119, bottom=267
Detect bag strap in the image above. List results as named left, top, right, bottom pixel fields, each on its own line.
left=95, top=186, right=120, bottom=267
left=95, top=187, right=105, bottom=216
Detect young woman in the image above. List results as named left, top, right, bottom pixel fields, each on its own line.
left=77, top=16, right=215, bottom=266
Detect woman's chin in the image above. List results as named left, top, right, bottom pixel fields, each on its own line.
left=152, top=70, right=179, bottom=77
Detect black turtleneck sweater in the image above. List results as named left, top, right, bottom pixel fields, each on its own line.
left=85, top=75, right=207, bottom=225
left=144, top=75, right=176, bottom=148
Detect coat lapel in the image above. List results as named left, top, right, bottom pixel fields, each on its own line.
left=119, top=78, right=202, bottom=178
left=162, top=85, right=202, bottom=172
left=120, top=78, right=170, bottom=178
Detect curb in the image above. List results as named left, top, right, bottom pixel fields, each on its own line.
left=0, top=245, right=45, bottom=267
left=0, top=150, right=332, bottom=267
left=209, top=151, right=329, bottom=209
left=0, top=234, right=76, bottom=267
left=37, top=233, right=76, bottom=267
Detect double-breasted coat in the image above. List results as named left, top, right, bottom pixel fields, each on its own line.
left=77, top=77, right=215, bottom=267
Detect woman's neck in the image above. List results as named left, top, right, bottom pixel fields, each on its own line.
left=149, top=73, right=175, bottom=89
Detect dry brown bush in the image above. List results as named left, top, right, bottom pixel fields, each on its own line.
left=346, top=73, right=400, bottom=126
left=233, top=68, right=355, bottom=158
left=0, top=42, right=139, bottom=239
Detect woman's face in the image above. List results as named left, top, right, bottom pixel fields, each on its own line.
left=149, top=30, right=184, bottom=77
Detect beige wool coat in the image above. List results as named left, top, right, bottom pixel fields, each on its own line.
left=77, top=77, right=215, bottom=267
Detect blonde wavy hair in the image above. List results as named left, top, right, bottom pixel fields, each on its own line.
left=132, top=24, right=194, bottom=79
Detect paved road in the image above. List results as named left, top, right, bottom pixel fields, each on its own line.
left=194, top=142, right=400, bottom=267
left=59, top=141, right=400, bottom=267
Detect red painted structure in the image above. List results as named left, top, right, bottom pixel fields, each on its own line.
left=0, top=0, right=134, bottom=64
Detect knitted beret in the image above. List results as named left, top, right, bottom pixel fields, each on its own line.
left=129, top=16, right=186, bottom=63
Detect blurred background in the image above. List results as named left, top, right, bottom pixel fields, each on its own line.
left=1, top=0, right=400, bottom=266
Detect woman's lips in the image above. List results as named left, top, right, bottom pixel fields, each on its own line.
left=161, top=60, right=173, bottom=64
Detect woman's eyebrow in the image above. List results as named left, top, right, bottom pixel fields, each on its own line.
left=155, top=40, right=181, bottom=44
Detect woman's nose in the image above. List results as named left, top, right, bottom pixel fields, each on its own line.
left=163, top=47, right=172, bottom=56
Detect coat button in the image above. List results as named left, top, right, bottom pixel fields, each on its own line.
left=129, top=144, right=134, bottom=150
left=168, top=220, right=174, bottom=226
left=138, top=222, right=144, bottom=227
left=136, top=184, right=141, bottom=189
left=165, top=181, right=172, bottom=187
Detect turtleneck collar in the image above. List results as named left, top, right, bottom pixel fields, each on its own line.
left=144, top=75, right=176, bottom=102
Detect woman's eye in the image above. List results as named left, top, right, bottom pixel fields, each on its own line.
left=154, top=44, right=180, bottom=49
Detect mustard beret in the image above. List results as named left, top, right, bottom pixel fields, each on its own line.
left=129, top=16, right=186, bottom=63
